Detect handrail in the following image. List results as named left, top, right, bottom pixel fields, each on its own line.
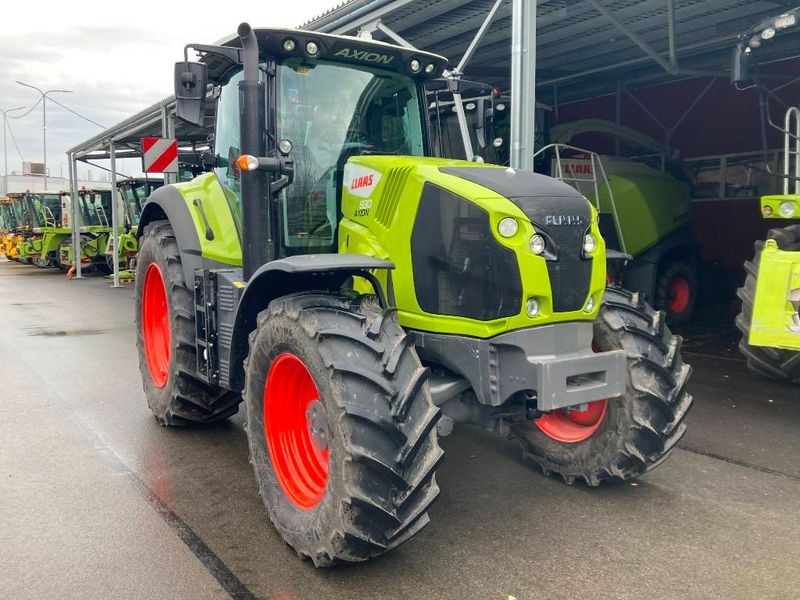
left=783, top=107, right=800, bottom=195
left=532, top=142, right=627, bottom=254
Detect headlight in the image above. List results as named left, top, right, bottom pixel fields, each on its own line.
left=409, top=59, right=421, bottom=73
left=584, top=296, right=595, bottom=312
left=425, top=63, right=435, bottom=74
left=763, top=204, right=774, bottom=216
left=497, top=217, right=518, bottom=238
left=583, top=233, right=597, bottom=254
left=526, top=298, right=541, bottom=317
left=283, top=39, right=296, bottom=52
left=780, top=201, right=795, bottom=217
left=529, top=234, right=545, bottom=255
left=761, top=27, right=776, bottom=40
left=305, top=41, right=319, bottom=55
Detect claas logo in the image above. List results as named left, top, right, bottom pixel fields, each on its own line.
left=351, top=174, right=374, bottom=190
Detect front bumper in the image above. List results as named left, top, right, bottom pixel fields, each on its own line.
left=414, top=322, right=627, bottom=410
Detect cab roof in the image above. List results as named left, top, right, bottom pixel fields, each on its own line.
left=202, top=27, right=448, bottom=85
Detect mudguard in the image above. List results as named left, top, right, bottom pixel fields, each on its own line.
left=225, top=254, right=394, bottom=391
left=138, top=185, right=206, bottom=284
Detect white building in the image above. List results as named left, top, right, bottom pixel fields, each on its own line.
left=1, top=174, right=112, bottom=195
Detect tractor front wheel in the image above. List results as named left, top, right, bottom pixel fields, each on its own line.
left=736, top=225, right=800, bottom=384
left=511, top=286, right=693, bottom=485
left=244, top=293, right=442, bottom=566
left=135, top=220, right=241, bottom=425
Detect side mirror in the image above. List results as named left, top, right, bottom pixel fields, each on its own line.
left=174, top=61, right=208, bottom=125
left=731, top=45, right=752, bottom=85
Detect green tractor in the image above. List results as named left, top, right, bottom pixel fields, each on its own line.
left=733, top=7, right=800, bottom=383
left=134, top=24, right=692, bottom=566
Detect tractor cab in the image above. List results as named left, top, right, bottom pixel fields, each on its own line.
left=8, top=191, right=61, bottom=232
left=117, top=179, right=163, bottom=232
left=177, top=27, right=447, bottom=267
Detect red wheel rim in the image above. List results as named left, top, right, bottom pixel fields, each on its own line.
left=668, top=276, right=690, bottom=314
left=535, top=343, right=608, bottom=443
left=263, top=353, right=329, bottom=510
left=535, top=400, right=608, bottom=443
left=142, top=263, right=170, bottom=388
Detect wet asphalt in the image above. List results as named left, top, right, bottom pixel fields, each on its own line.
left=1, top=258, right=799, bottom=600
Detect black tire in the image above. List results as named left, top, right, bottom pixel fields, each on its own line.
left=135, top=220, right=241, bottom=425
left=511, top=286, right=693, bottom=485
left=736, top=225, right=800, bottom=384
left=56, top=239, right=71, bottom=272
left=654, top=259, right=698, bottom=325
left=244, top=293, right=442, bottom=566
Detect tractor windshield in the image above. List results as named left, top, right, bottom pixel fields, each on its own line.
left=0, top=203, right=14, bottom=229
left=34, top=194, right=62, bottom=228
left=118, top=182, right=159, bottom=227
left=276, top=59, right=426, bottom=253
left=78, top=191, right=112, bottom=228
left=11, top=198, right=29, bottom=227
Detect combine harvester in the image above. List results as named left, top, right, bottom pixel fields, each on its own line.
left=534, top=121, right=697, bottom=324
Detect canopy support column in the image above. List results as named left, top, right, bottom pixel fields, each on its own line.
left=69, top=152, right=83, bottom=279
left=109, top=141, right=121, bottom=288
left=510, top=0, right=537, bottom=171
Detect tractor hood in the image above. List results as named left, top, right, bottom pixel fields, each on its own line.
left=438, top=166, right=591, bottom=229
left=439, top=166, right=594, bottom=313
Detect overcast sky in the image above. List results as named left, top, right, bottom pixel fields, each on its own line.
left=0, top=0, right=340, bottom=180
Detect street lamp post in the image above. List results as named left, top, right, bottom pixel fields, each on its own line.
left=17, top=82, right=72, bottom=190
left=0, top=106, right=25, bottom=193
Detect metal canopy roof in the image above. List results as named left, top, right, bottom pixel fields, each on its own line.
left=302, top=0, right=800, bottom=104
left=68, top=1, right=800, bottom=163
left=67, top=94, right=215, bottom=162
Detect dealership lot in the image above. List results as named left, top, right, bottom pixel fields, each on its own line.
left=2, top=260, right=798, bottom=600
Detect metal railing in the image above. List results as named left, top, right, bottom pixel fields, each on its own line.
left=784, top=107, right=800, bottom=195
left=532, top=143, right=627, bottom=254
left=40, top=205, right=57, bottom=228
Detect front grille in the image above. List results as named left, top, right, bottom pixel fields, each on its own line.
left=512, top=197, right=593, bottom=313
left=411, top=183, right=521, bottom=321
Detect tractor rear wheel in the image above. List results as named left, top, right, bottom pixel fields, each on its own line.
left=655, top=259, right=698, bottom=324
left=736, top=225, right=800, bottom=384
left=135, top=220, right=241, bottom=425
left=511, top=286, right=693, bottom=485
left=244, top=293, right=442, bottom=566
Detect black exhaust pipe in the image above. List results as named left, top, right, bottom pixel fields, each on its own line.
left=237, top=22, right=271, bottom=279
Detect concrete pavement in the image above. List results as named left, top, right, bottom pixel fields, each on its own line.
left=1, top=259, right=798, bottom=600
